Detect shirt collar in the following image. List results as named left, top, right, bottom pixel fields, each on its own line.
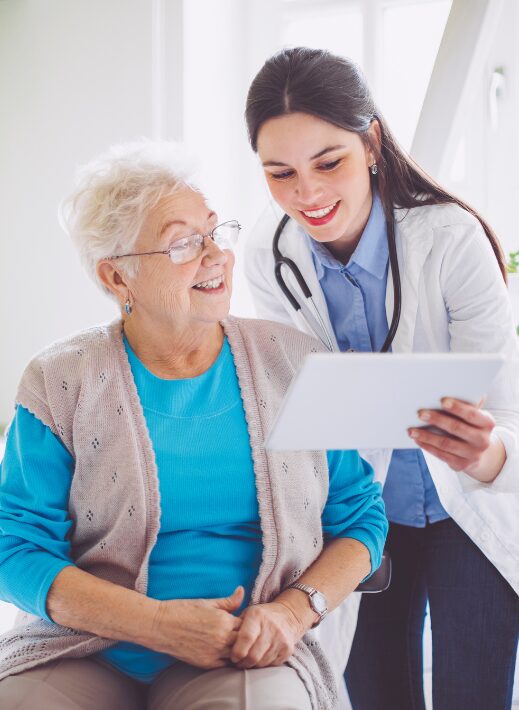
left=307, top=192, right=388, bottom=281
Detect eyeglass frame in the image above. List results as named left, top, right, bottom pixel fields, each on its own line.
left=106, top=219, right=241, bottom=265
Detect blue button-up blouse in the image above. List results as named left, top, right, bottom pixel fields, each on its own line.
left=308, top=192, right=449, bottom=527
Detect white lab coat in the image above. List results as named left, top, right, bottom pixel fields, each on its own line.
left=245, top=200, right=519, bottom=703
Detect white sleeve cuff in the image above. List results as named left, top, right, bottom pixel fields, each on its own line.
left=486, top=426, right=519, bottom=493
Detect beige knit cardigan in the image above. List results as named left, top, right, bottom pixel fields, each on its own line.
left=0, top=316, right=339, bottom=709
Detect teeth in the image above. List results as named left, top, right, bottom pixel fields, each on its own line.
left=302, top=202, right=337, bottom=218
left=193, top=275, right=224, bottom=290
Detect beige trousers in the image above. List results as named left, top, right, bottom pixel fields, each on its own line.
left=0, top=657, right=313, bottom=710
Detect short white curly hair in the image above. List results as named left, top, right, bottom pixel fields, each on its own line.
left=59, top=139, right=199, bottom=297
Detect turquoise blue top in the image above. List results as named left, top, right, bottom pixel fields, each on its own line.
left=308, top=192, right=449, bottom=527
left=0, top=336, right=387, bottom=682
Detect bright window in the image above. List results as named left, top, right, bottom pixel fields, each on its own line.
left=379, top=1, right=452, bottom=150
left=281, top=0, right=451, bottom=152
left=282, top=4, right=363, bottom=67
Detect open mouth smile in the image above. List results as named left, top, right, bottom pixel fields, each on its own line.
left=192, top=275, right=225, bottom=291
left=299, top=201, right=340, bottom=226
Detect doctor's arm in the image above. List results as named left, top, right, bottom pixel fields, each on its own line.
left=408, top=224, right=519, bottom=484
left=409, top=397, right=505, bottom=482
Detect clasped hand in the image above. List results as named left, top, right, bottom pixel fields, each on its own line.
left=230, top=599, right=303, bottom=669
left=150, top=586, right=244, bottom=669
left=150, top=587, right=303, bottom=671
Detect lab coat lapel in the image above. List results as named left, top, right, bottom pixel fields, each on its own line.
left=282, top=220, right=339, bottom=350
left=386, top=208, right=434, bottom=353
left=280, top=208, right=434, bottom=355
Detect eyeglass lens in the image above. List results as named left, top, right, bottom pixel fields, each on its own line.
left=168, top=220, right=240, bottom=265
left=212, top=220, right=240, bottom=249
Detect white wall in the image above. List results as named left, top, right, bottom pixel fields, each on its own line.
left=0, top=0, right=287, bottom=427
left=405, top=0, right=519, bottom=260
left=0, top=0, right=164, bottom=425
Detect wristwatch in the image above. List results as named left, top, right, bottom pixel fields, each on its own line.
left=288, top=582, right=328, bottom=627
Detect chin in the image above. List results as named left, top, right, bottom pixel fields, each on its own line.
left=317, top=218, right=352, bottom=243
left=308, top=227, right=342, bottom=244
left=211, top=299, right=232, bottom=322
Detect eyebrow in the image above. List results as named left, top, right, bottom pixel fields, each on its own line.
left=159, top=220, right=185, bottom=239
left=159, top=211, right=217, bottom=239
left=262, top=144, right=347, bottom=167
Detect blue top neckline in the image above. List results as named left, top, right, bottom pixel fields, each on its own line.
left=123, top=335, right=240, bottom=417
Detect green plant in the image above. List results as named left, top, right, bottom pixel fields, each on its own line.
left=507, top=251, right=519, bottom=273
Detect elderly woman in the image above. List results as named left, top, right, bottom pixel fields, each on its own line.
left=0, top=141, right=387, bottom=710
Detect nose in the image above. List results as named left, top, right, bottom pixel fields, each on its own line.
left=201, top=235, right=228, bottom=266
left=295, top=174, right=323, bottom=206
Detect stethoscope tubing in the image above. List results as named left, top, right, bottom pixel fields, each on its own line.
left=272, top=213, right=402, bottom=353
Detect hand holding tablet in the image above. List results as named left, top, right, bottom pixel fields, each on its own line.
left=265, top=353, right=505, bottom=451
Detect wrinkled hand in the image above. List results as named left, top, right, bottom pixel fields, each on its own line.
left=408, top=397, right=495, bottom=473
left=150, top=586, right=244, bottom=669
left=230, top=601, right=303, bottom=669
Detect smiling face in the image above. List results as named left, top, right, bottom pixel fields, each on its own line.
left=257, top=112, right=379, bottom=260
left=126, top=187, right=234, bottom=330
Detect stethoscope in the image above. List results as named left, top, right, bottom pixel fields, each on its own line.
left=272, top=213, right=402, bottom=353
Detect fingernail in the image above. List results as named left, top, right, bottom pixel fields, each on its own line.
left=408, top=429, right=419, bottom=439
left=419, top=410, right=430, bottom=422
left=443, top=398, right=453, bottom=409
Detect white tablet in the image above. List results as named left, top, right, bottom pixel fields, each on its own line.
left=265, top=353, right=505, bottom=451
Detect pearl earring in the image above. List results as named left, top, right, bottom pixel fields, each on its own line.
left=370, top=163, right=379, bottom=175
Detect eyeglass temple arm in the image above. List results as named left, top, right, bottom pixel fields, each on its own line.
left=107, top=248, right=170, bottom=260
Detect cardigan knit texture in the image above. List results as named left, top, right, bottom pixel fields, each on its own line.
left=0, top=316, right=342, bottom=709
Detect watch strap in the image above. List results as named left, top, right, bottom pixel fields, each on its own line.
left=288, top=582, right=328, bottom=627
left=289, top=582, right=315, bottom=596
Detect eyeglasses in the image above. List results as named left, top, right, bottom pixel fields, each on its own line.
left=108, top=220, right=241, bottom=266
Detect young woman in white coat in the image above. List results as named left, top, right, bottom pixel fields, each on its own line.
left=244, top=47, right=519, bottom=710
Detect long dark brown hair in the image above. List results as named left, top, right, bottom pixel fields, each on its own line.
left=245, top=47, right=506, bottom=281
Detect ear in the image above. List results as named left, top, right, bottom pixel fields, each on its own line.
left=365, top=119, right=382, bottom=165
left=96, top=260, right=130, bottom=304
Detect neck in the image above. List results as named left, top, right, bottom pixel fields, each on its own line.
left=123, top=314, right=225, bottom=379
left=325, top=232, right=362, bottom=264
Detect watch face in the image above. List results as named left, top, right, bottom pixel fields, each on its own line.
left=311, top=591, right=327, bottom=614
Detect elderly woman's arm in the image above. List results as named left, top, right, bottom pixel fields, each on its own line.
left=0, top=406, right=75, bottom=619
left=231, top=451, right=387, bottom=668
left=47, top=566, right=243, bottom=668
left=0, top=406, right=241, bottom=669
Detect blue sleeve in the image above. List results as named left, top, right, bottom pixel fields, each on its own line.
left=323, top=450, right=388, bottom=576
left=0, top=406, right=76, bottom=621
